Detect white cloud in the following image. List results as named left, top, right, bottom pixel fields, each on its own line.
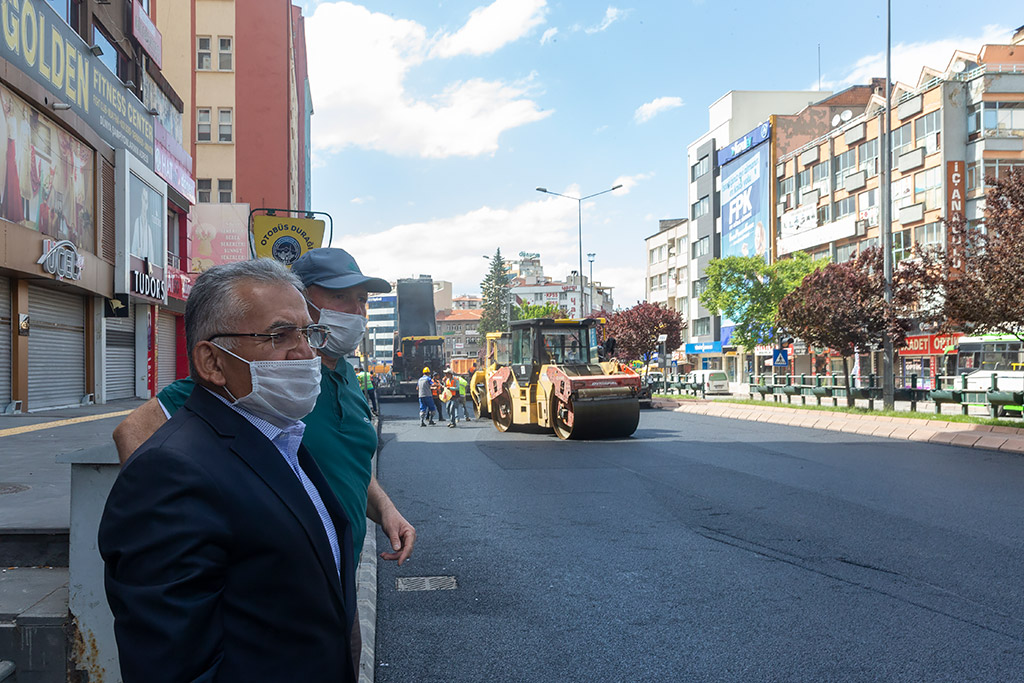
left=333, top=190, right=636, bottom=306
left=540, top=27, right=558, bottom=45
left=611, top=172, right=653, bottom=194
left=432, top=0, right=548, bottom=58
left=350, top=196, right=373, bottom=204
left=633, top=96, right=683, bottom=124
left=584, top=7, right=625, bottom=34
left=822, top=24, right=1011, bottom=90
left=306, top=2, right=552, bottom=159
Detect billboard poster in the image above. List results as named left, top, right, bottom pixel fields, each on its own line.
left=115, top=149, right=167, bottom=304
left=190, top=203, right=251, bottom=272
left=129, top=172, right=164, bottom=268
left=0, top=83, right=95, bottom=248
left=720, top=140, right=770, bottom=260
left=251, top=215, right=325, bottom=265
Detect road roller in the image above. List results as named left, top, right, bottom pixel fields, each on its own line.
left=469, top=332, right=509, bottom=419
left=479, top=318, right=642, bottom=440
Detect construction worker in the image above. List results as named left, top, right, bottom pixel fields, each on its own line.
left=443, top=368, right=459, bottom=427
left=356, top=366, right=378, bottom=415
left=417, top=367, right=435, bottom=426
left=455, top=372, right=472, bottom=421
left=431, top=372, right=445, bottom=419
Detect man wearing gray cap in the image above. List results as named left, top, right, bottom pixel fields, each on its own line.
left=113, top=248, right=415, bottom=675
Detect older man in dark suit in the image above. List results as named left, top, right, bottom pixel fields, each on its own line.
left=99, top=259, right=356, bottom=683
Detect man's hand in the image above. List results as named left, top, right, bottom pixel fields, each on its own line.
left=378, top=508, right=416, bottom=566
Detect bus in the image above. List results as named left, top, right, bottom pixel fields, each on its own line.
left=951, top=334, right=1024, bottom=414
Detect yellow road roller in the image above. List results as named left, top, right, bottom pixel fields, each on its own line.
left=474, top=318, right=641, bottom=439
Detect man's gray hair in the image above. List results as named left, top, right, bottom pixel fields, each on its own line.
left=185, top=259, right=304, bottom=379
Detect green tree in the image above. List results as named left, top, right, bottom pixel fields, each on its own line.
left=606, top=302, right=685, bottom=371
left=515, top=301, right=565, bottom=320
left=479, top=249, right=512, bottom=334
left=699, top=253, right=822, bottom=353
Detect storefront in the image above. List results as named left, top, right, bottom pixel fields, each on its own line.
left=0, top=277, right=10, bottom=407
left=104, top=300, right=136, bottom=400
left=898, top=333, right=959, bottom=389
left=686, top=341, right=723, bottom=371
left=27, top=285, right=87, bottom=409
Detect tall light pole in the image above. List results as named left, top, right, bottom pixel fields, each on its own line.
left=881, top=0, right=895, bottom=410
left=587, top=252, right=596, bottom=316
left=536, top=184, right=622, bottom=319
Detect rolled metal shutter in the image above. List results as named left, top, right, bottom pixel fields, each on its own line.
left=156, top=312, right=179, bottom=390
left=104, top=304, right=136, bottom=400
left=0, top=277, right=11, bottom=406
left=28, top=285, right=86, bottom=410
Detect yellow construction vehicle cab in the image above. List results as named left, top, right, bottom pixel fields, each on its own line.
left=473, top=318, right=641, bottom=439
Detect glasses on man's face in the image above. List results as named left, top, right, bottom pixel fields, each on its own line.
left=207, top=323, right=331, bottom=350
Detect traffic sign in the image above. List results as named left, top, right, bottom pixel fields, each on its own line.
left=772, top=349, right=789, bottom=367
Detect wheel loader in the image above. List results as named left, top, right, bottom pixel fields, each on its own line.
left=471, top=318, right=641, bottom=439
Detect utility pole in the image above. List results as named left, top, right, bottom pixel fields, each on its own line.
left=881, top=0, right=895, bottom=410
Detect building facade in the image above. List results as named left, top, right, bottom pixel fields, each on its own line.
left=437, top=308, right=483, bottom=363
left=366, top=291, right=397, bottom=368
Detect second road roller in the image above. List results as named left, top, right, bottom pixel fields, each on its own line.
left=471, top=318, right=641, bottom=439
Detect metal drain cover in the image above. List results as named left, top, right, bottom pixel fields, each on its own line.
left=0, top=483, right=29, bottom=495
left=396, top=576, right=458, bottom=591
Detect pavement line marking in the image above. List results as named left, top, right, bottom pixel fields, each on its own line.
left=0, top=410, right=133, bottom=438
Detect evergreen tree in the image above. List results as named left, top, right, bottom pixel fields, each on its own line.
left=479, top=249, right=512, bottom=333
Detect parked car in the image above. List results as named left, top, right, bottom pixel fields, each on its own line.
left=686, top=370, right=730, bottom=395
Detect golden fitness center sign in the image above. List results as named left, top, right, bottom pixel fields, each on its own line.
left=1, top=0, right=154, bottom=166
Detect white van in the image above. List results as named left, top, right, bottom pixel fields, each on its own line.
left=687, top=370, right=730, bottom=395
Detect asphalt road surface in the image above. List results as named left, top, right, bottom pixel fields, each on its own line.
left=373, top=398, right=1024, bottom=682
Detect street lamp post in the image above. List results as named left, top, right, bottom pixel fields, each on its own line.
left=881, top=0, right=895, bottom=410
left=536, top=184, right=622, bottom=319
left=587, top=253, right=596, bottom=316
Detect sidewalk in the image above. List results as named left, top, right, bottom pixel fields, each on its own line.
left=653, top=398, right=1024, bottom=454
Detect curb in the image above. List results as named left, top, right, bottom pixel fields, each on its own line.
left=653, top=399, right=1024, bottom=454
left=357, top=522, right=377, bottom=683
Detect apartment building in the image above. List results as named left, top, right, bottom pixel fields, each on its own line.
left=367, top=291, right=397, bottom=367
left=437, top=308, right=483, bottom=363
left=509, top=253, right=613, bottom=317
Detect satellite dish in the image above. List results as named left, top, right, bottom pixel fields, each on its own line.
left=951, top=60, right=966, bottom=73
left=831, top=114, right=842, bottom=127
left=841, top=109, right=853, bottom=122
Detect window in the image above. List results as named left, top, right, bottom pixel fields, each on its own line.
left=982, top=159, right=1024, bottom=185
left=892, top=230, right=911, bottom=263
left=833, top=149, right=856, bottom=187
left=816, top=204, right=831, bottom=225
left=693, top=317, right=711, bottom=336
left=218, top=179, right=232, bottom=203
left=859, top=188, right=879, bottom=225
left=914, top=166, right=942, bottom=210
left=835, top=196, right=856, bottom=218
left=915, top=110, right=941, bottom=155
left=982, top=102, right=1024, bottom=137
left=218, top=37, right=233, bottom=71
left=93, top=24, right=129, bottom=82
left=691, top=195, right=710, bottom=220
left=691, top=236, right=709, bottom=259
left=968, top=103, right=982, bottom=137
left=835, top=241, right=858, bottom=263
left=676, top=237, right=687, bottom=256
left=691, top=155, right=709, bottom=181
left=914, top=221, right=944, bottom=249
left=197, top=108, right=211, bottom=142
left=692, top=278, right=708, bottom=299
left=797, top=168, right=811, bottom=192
left=892, top=176, right=913, bottom=212
left=859, top=139, right=878, bottom=176
left=812, top=160, right=830, bottom=192
left=218, top=109, right=233, bottom=142
left=197, top=179, right=212, bottom=203
left=891, top=123, right=913, bottom=163
left=778, top=176, right=794, bottom=206
left=197, top=36, right=212, bottom=70
left=649, top=248, right=657, bottom=265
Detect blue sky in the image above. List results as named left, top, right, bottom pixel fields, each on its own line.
left=297, top=0, right=1013, bottom=306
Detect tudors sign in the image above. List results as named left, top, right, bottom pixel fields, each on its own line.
left=130, top=268, right=166, bottom=300
left=37, top=238, right=83, bottom=280
left=0, top=0, right=155, bottom=166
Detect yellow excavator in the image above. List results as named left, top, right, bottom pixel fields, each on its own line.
left=469, top=318, right=641, bottom=439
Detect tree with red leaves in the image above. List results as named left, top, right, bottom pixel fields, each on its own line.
left=605, top=302, right=685, bottom=369
left=942, top=169, right=1024, bottom=342
left=778, top=247, right=937, bottom=405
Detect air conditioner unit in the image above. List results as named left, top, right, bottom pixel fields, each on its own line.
left=855, top=219, right=868, bottom=236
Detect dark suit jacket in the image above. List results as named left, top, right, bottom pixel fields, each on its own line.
left=99, top=387, right=357, bottom=683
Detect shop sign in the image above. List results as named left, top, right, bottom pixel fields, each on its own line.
left=190, top=203, right=250, bottom=272
left=685, top=341, right=722, bottom=354
left=754, top=344, right=774, bottom=356
left=37, top=238, right=83, bottom=280
left=132, top=0, right=162, bottom=69
left=898, top=333, right=962, bottom=356
left=252, top=215, right=325, bottom=265
left=946, top=161, right=965, bottom=223
left=0, top=0, right=155, bottom=166
left=154, top=121, right=195, bottom=204
left=166, top=265, right=194, bottom=301
left=130, top=268, right=166, bottom=300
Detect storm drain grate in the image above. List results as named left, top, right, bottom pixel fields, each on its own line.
left=396, top=576, right=457, bottom=591
left=0, top=483, right=29, bottom=496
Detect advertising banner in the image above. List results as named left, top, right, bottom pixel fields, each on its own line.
left=898, top=333, right=960, bottom=356
left=0, top=82, right=95, bottom=247
left=0, top=0, right=155, bottom=166
left=720, top=140, right=770, bottom=260
left=685, top=341, right=722, bottom=354
left=115, top=149, right=167, bottom=304
left=154, top=121, right=194, bottom=204
left=252, top=215, right=325, bottom=265
left=778, top=214, right=857, bottom=256
left=132, top=0, right=162, bottom=69
left=190, top=203, right=250, bottom=272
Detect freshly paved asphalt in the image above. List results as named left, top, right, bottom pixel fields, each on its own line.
left=373, top=398, right=1024, bottom=682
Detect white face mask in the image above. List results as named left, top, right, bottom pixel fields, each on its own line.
left=310, top=303, right=367, bottom=358
left=214, top=344, right=322, bottom=427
